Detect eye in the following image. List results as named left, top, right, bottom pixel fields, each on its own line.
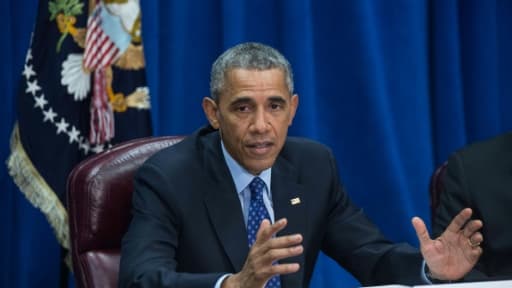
left=235, top=104, right=251, bottom=112
left=270, top=102, right=283, bottom=110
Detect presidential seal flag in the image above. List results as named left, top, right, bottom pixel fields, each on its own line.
left=7, top=0, right=152, bottom=257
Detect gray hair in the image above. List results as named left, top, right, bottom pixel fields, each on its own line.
left=210, top=42, right=294, bottom=101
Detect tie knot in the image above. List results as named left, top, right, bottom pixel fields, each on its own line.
left=249, top=177, right=266, bottom=200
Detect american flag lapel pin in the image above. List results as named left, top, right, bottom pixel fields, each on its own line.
left=290, top=197, right=301, bottom=205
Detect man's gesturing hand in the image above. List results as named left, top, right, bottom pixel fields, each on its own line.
left=412, top=208, right=483, bottom=281
left=223, top=218, right=303, bottom=288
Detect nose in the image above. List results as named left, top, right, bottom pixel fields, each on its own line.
left=250, top=108, right=270, bottom=133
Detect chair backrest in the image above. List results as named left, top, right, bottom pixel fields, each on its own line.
left=67, top=136, right=184, bottom=288
left=429, top=161, right=448, bottom=223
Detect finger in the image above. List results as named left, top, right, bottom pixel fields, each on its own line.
left=412, top=216, right=431, bottom=246
left=471, top=246, right=483, bottom=257
left=261, top=245, right=304, bottom=264
left=466, top=245, right=483, bottom=261
left=264, top=262, right=301, bottom=277
left=267, top=233, right=303, bottom=249
left=468, top=232, right=483, bottom=247
left=446, top=208, right=473, bottom=234
left=269, top=262, right=301, bottom=275
left=463, top=219, right=483, bottom=238
left=249, top=234, right=303, bottom=267
left=255, top=218, right=288, bottom=245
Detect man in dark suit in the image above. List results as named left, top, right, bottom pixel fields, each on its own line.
left=433, top=133, right=512, bottom=280
left=119, top=42, right=483, bottom=287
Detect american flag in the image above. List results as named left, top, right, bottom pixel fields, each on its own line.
left=82, top=2, right=132, bottom=144
left=7, top=0, right=152, bottom=277
left=83, top=4, right=129, bottom=70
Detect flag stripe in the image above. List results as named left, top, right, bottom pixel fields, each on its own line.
left=83, top=5, right=121, bottom=70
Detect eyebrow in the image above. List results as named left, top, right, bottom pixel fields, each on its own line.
left=228, top=95, right=288, bottom=107
left=229, top=97, right=253, bottom=107
left=267, top=96, right=287, bottom=104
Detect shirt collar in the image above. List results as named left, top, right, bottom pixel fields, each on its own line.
left=221, top=140, right=271, bottom=195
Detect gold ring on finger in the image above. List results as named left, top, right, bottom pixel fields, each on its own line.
left=468, top=238, right=480, bottom=248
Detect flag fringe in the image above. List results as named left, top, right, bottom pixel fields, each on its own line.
left=6, top=123, right=70, bottom=251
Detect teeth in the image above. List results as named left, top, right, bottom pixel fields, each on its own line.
left=247, top=142, right=271, bottom=148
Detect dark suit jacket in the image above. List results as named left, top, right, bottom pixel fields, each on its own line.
left=119, top=126, right=424, bottom=287
left=433, top=132, right=512, bottom=280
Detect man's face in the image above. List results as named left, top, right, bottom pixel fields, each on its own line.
left=203, top=68, right=298, bottom=175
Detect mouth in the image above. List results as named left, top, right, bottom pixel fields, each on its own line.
left=246, top=141, right=274, bottom=156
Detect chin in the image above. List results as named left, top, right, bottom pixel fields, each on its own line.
left=246, top=161, right=274, bottom=175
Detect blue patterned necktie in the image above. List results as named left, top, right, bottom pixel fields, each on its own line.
left=247, top=177, right=281, bottom=288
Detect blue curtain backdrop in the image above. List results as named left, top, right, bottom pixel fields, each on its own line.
left=2, top=1, right=512, bottom=287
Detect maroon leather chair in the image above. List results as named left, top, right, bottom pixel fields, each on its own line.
left=67, top=136, right=184, bottom=288
left=429, top=161, right=448, bottom=223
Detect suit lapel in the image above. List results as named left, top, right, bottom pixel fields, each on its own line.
left=202, top=132, right=249, bottom=272
left=272, top=156, right=306, bottom=287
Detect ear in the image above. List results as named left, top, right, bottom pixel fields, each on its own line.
left=288, top=94, right=299, bottom=125
left=202, top=97, right=220, bottom=129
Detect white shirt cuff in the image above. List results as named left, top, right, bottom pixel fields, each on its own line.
left=421, top=260, right=433, bottom=284
left=214, top=273, right=232, bottom=288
